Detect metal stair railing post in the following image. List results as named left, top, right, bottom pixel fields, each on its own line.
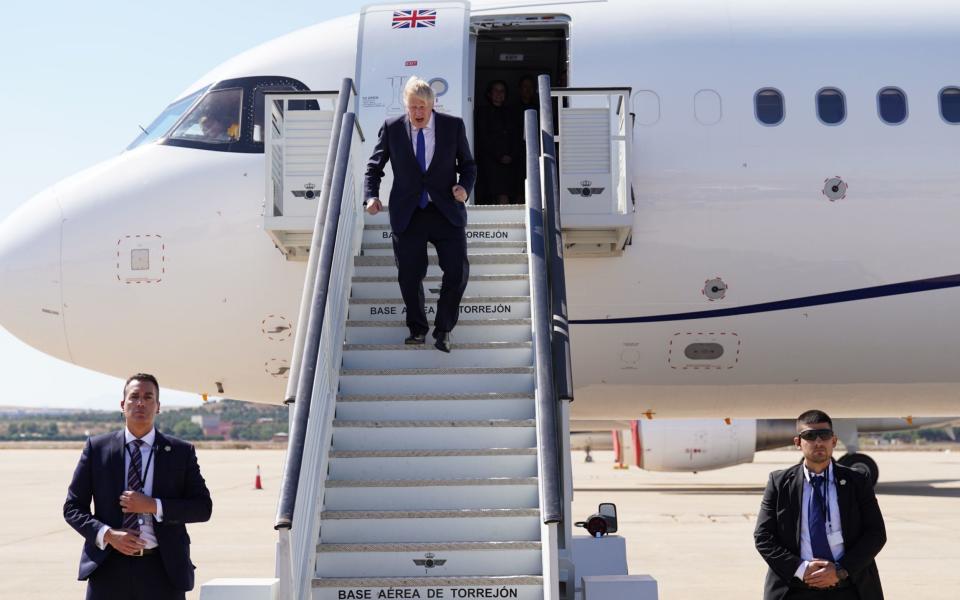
left=273, top=111, right=362, bottom=598
left=538, top=74, right=577, bottom=600
left=525, top=108, right=562, bottom=600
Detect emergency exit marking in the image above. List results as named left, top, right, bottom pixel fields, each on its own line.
left=116, top=234, right=164, bottom=284
left=130, top=248, right=150, bottom=271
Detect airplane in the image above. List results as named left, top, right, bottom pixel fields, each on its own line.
left=4, top=1, right=959, bottom=597
left=571, top=417, right=958, bottom=485
left=4, top=0, right=960, bottom=423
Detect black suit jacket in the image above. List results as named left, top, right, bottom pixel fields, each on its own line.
left=754, top=460, right=886, bottom=600
left=364, top=111, right=477, bottom=234
left=63, top=430, right=213, bottom=592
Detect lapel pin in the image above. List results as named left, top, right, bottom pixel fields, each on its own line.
left=164, top=446, right=171, bottom=452
left=839, top=479, right=846, bottom=486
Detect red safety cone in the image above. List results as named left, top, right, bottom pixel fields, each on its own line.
left=254, top=465, right=263, bottom=490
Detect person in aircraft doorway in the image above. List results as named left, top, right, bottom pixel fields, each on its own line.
left=476, top=79, right=522, bottom=205
left=363, top=76, right=477, bottom=353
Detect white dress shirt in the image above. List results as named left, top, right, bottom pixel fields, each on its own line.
left=96, top=428, right=164, bottom=550
left=408, top=111, right=436, bottom=171
left=794, top=462, right=846, bottom=579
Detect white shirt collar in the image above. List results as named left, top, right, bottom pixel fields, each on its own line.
left=410, top=111, right=435, bottom=132
left=125, top=427, right=156, bottom=447
left=802, top=460, right=833, bottom=483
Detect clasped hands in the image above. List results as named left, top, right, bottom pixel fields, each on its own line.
left=104, top=490, right=157, bottom=556
left=365, top=186, right=468, bottom=215
left=803, top=560, right=841, bottom=589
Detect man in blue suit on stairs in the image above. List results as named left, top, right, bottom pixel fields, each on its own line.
left=363, top=76, right=477, bottom=353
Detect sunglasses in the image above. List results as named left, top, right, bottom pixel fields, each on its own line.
left=798, top=429, right=834, bottom=441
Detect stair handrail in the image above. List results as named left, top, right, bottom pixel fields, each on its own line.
left=284, top=77, right=356, bottom=407
left=274, top=110, right=365, bottom=600
left=276, top=78, right=355, bottom=532
left=525, top=107, right=564, bottom=600
left=537, top=75, right=578, bottom=600
left=537, top=74, right=575, bottom=404
left=524, top=108, right=564, bottom=525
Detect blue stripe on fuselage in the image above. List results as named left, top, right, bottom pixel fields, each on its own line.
left=569, top=274, right=960, bottom=325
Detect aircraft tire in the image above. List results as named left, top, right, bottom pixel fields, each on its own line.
left=838, top=452, right=879, bottom=487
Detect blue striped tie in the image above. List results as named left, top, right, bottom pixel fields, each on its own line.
left=809, top=475, right=834, bottom=561
left=416, top=128, right=428, bottom=208
left=123, top=440, right=144, bottom=532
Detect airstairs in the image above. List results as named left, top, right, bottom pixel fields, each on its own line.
left=199, top=74, right=652, bottom=600
left=250, top=77, right=567, bottom=600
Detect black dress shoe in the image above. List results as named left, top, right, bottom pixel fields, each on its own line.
left=433, top=331, right=451, bottom=353
left=405, top=333, right=426, bottom=345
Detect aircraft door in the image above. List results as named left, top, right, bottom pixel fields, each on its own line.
left=355, top=1, right=472, bottom=205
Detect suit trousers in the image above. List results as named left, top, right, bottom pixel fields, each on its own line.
left=85, top=552, right=185, bottom=600
left=391, top=203, right=469, bottom=336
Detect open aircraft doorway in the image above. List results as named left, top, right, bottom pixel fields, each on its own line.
left=471, top=15, right=568, bottom=205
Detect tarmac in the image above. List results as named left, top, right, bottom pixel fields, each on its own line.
left=0, top=447, right=957, bottom=599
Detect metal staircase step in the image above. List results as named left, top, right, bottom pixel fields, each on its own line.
left=312, top=576, right=544, bottom=600
left=350, top=274, right=530, bottom=298
left=314, top=541, right=542, bottom=578
left=345, top=318, right=532, bottom=344
left=318, top=509, right=541, bottom=544
left=348, top=296, right=530, bottom=321
left=353, top=253, right=528, bottom=276
left=338, top=366, right=534, bottom=396
left=334, top=392, right=535, bottom=420
left=341, top=342, right=533, bottom=369
left=364, top=205, right=525, bottom=226
left=328, top=448, right=537, bottom=480
left=323, top=477, right=539, bottom=511
left=363, top=221, right=527, bottom=244
left=361, top=241, right=527, bottom=256
left=331, top=419, right=537, bottom=451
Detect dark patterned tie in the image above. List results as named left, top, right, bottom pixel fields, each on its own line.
left=416, top=128, right=428, bottom=208
left=809, top=475, right=834, bottom=561
left=122, top=439, right=144, bottom=532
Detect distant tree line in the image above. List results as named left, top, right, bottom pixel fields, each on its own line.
left=1, top=399, right=289, bottom=442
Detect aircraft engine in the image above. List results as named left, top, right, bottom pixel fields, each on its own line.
left=631, top=419, right=758, bottom=472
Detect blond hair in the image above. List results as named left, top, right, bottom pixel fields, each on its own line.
left=403, top=76, right=436, bottom=106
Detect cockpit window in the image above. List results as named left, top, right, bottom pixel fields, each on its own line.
left=159, top=76, right=310, bottom=153
left=169, top=88, right=243, bottom=144
left=126, top=87, right=207, bottom=151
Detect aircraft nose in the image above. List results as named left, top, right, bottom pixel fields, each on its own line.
left=0, top=188, right=72, bottom=361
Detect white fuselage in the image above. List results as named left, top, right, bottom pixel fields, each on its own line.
left=2, top=0, right=959, bottom=418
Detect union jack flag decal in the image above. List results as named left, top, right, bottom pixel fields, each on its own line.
left=392, top=9, right=437, bottom=29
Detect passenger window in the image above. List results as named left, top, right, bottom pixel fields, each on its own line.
left=817, top=88, right=845, bottom=125
left=755, top=88, right=784, bottom=125
left=878, top=88, right=907, bottom=124
left=169, top=88, right=243, bottom=144
left=941, top=87, right=960, bottom=124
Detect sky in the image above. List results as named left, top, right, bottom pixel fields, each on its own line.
left=0, top=1, right=371, bottom=410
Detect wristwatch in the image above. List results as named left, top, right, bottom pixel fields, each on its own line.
left=835, top=563, right=849, bottom=581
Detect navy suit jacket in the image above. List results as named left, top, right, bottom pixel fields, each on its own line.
left=754, top=460, right=886, bottom=600
left=364, top=111, right=477, bottom=234
left=63, top=430, right=213, bottom=592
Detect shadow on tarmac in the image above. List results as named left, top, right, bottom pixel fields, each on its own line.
left=874, top=479, right=960, bottom=498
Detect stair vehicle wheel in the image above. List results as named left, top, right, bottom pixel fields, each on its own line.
left=838, top=452, right=879, bottom=487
